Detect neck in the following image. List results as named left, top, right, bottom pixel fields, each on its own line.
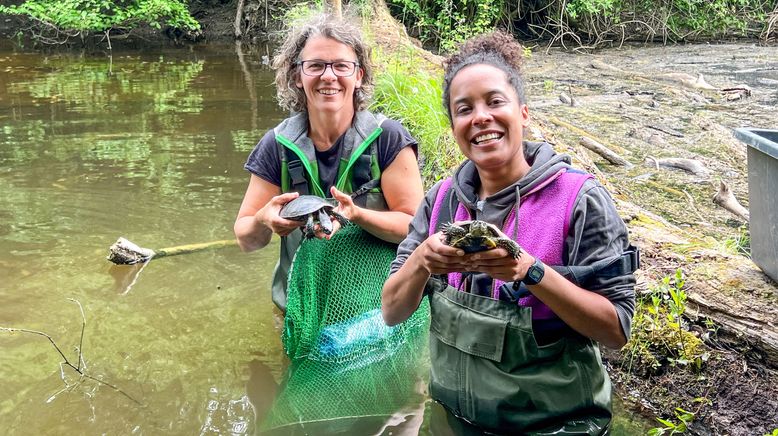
left=478, top=159, right=531, bottom=198
left=307, top=107, right=356, bottom=151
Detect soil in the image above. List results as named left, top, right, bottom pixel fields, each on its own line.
left=1, top=2, right=776, bottom=435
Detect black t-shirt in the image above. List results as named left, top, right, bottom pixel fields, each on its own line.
left=244, top=118, right=417, bottom=194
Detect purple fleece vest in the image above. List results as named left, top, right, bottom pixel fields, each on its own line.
left=429, top=169, right=593, bottom=320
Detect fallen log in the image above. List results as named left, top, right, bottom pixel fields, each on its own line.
left=645, top=156, right=710, bottom=176
left=107, top=237, right=238, bottom=265
left=712, top=181, right=750, bottom=222
left=580, top=136, right=633, bottom=168
left=549, top=116, right=629, bottom=155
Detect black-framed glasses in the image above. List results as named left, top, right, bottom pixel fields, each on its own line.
left=298, top=60, right=359, bottom=77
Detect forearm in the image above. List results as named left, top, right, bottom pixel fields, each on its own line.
left=382, top=251, right=430, bottom=326
left=529, top=267, right=626, bottom=349
left=234, top=215, right=273, bottom=252
left=351, top=208, right=413, bottom=244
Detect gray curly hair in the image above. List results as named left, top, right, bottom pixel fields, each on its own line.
left=272, top=13, right=373, bottom=114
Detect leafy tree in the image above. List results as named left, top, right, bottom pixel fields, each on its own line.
left=0, top=0, right=201, bottom=48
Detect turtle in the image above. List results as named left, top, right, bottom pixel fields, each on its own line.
left=279, top=195, right=350, bottom=239
left=442, top=220, right=522, bottom=259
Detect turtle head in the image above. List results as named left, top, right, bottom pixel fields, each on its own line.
left=470, top=220, right=491, bottom=236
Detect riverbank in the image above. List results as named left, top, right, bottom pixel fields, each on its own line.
left=2, top=2, right=776, bottom=434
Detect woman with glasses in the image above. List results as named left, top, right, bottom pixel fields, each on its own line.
left=234, top=12, right=427, bottom=432
left=234, top=13, right=423, bottom=312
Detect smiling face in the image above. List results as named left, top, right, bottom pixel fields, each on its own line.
left=448, top=64, right=530, bottom=172
left=295, top=36, right=363, bottom=116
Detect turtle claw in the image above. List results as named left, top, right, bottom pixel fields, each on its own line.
left=331, top=211, right=350, bottom=228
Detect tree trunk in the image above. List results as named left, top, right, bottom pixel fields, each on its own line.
left=234, top=0, right=246, bottom=39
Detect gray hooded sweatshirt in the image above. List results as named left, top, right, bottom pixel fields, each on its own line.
left=390, top=141, right=636, bottom=340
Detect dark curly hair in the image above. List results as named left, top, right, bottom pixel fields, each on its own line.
left=442, top=31, right=527, bottom=123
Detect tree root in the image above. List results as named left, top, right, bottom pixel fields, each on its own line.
left=712, top=181, right=749, bottom=222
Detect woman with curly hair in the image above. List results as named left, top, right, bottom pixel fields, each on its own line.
left=234, top=13, right=423, bottom=312
left=382, top=31, right=637, bottom=435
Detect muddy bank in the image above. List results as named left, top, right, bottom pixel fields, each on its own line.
left=2, top=2, right=776, bottom=434
left=522, top=43, right=778, bottom=435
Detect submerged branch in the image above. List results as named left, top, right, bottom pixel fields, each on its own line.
left=107, top=237, right=237, bottom=265
left=0, top=299, right=143, bottom=405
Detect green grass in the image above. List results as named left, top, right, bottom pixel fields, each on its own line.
left=371, top=54, right=461, bottom=187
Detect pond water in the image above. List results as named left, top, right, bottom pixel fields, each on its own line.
left=0, top=41, right=654, bottom=434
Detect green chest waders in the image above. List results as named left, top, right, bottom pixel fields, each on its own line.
left=428, top=285, right=612, bottom=435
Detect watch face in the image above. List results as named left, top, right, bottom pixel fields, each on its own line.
left=528, top=268, right=542, bottom=283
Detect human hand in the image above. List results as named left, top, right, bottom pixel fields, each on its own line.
left=330, top=186, right=359, bottom=221
left=256, top=192, right=303, bottom=237
left=310, top=186, right=358, bottom=239
left=464, top=247, right=531, bottom=283
left=412, top=231, right=472, bottom=275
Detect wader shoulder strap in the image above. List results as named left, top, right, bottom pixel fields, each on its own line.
left=284, top=146, right=309, bottom=195
left=277, top=133, right=325, bottom=197
left=334, top=125, right=383, bottom=192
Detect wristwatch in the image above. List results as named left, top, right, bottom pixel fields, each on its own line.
left=523, top=258, right=545, bottom=286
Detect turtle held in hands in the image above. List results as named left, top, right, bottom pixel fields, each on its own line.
left=442, top=220, right=522, bottom=258
left=279, top=195, right=350, bottom=239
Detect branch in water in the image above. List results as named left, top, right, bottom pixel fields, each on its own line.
left=0, top=299, right=143, bottom=405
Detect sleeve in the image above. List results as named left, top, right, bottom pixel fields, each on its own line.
left=389, top=181, right=441, bottom=275
left=566, top=179, right=637, bottom=340
left=375, top=119, right=419, bottom=170
left=244, top=129, right=282, bottom=186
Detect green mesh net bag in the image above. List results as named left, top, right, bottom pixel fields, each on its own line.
left=260, top=224, right=430, bottom=432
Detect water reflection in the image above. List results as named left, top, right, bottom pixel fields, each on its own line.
left=0, top=40, right=286, bottom=434
left=0, top=39, right=659, bottom=434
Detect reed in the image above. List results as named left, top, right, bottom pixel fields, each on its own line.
left=371, top=53, right=461, bottom=187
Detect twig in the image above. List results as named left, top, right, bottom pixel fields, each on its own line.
left=683, top=190, right=711, bottom=226
left=1, top=299, right=143, bottom=405
left=549, top=116, right=629, bottom=155
left=69, top=298, right=86, bottom=371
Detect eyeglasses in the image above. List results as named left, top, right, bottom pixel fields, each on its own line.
left=298, top=60, right=359, bottom=77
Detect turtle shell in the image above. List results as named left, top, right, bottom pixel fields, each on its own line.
left=442, top=220, right=521, bottom=258
left=279, top=195, right=336, bottom=221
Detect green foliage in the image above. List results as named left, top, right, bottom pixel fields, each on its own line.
left=277, top=1, right=323, bottom=26
left=387, top=0, right=500, bottom=53
left=720, top=223, right=751, bottom=257
left=566, top=0, right=621, bottom=20
left=0, top=0, right=200, bottom=37
left=625, top=269, right=710, bottom=375
left=386, top=0, right=772, bottom=49
left=371, top=49, right=460, bottom=186
left=561, top=0, right=766, bottom=40
left=764, top=429, right=778, bottom=436
left=648, top=407, right=695, bottom=435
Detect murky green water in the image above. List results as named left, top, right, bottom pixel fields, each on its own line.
left=0, top=41, right=654, bottom=435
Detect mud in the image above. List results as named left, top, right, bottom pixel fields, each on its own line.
left=523, top=43, right=778, bottom=435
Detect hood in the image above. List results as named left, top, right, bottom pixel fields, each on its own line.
left=451, top=141, right=572, bottom=224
